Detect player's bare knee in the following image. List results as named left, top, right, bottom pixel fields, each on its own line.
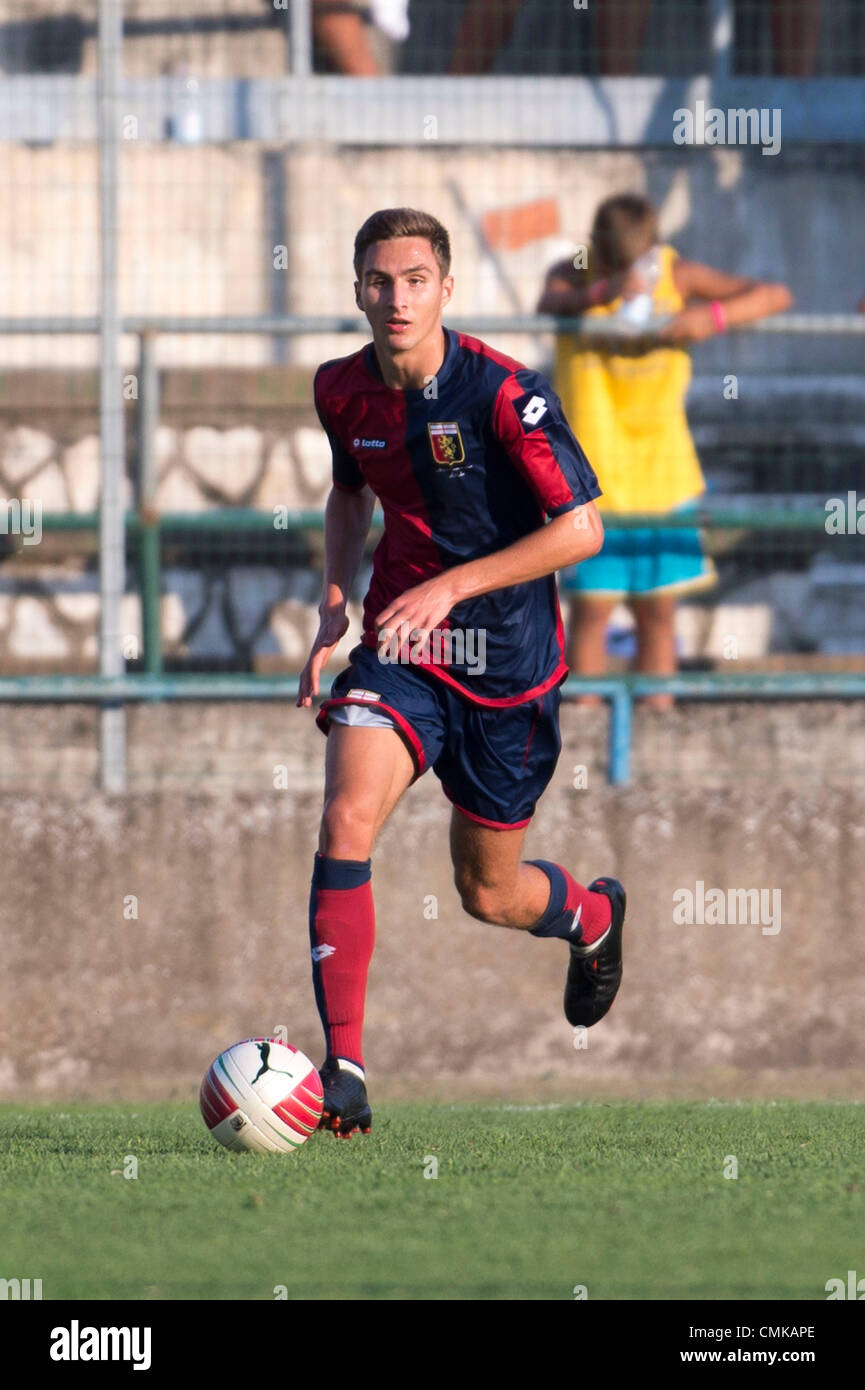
left=319, top=796, right=377, bottom=860
left=455, top=871, right=509, bottom=925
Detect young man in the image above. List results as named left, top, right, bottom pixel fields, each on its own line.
left=297, top=208, right=626, bottom=1137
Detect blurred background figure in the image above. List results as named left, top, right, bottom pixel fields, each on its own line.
left=448, top=0, right=523, bottom=74
left=313, top=0, right=410, bottom=74
left=538, top=194, right=792, bottom=707
left=595, top=0, right=652, bottom=75
left=442, top=0, right=831, bottom=78
left=768, top=0, right=823, bottom=76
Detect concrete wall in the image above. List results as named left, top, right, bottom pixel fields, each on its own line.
left=1, top=701, right=863, bottom=1102
left=1, top=142, right=862, bottom=370
left=0, top=2, right=286, bottom=79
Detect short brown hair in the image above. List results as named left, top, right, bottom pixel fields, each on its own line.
left=353, top=207, right=451, bottom=280
left=591, top=194, right=658, bottom=272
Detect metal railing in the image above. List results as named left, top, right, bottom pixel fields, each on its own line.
left=2, top=670, right=865, bottom=787
left=3, top=311, right=865, bottom=786
left=1, top=75, right=863, bottom=146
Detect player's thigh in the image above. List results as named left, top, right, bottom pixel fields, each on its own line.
left=449, top=810, right=529, bottom=896
left=437, top=687, right=562, bottom=834
left=445, top=692, right=562, bottom=895
left=320, top=723, right=416, bottom=857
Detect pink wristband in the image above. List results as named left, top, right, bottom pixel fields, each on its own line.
left=710, top=299, right=727, bottom=333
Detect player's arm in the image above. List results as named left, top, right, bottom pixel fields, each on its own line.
left=375, top=374, right=604, bottom=639
left=321, top=482, right=376, bottom=614
left=298, top=379, right=375, bottom=708
left=375, top=502, right=603, bottom=639
left=662, top=260, right=793, bottom=342
left=297, top=483, right=375, bottom=707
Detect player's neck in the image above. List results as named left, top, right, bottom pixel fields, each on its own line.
left=372, top=325, right=446, bottom=392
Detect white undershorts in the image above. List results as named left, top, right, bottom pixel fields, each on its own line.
left=327, top=702, right=397, bottom=730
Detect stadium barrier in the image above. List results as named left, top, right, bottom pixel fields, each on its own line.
left=3, top=671, right=865, bottom=787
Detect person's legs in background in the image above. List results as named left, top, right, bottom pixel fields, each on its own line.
left=631, top=592, right=677, bottom=711
left=566, top=595, right=618, bottom=707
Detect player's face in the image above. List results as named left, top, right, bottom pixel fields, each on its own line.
left=355, top=237, right=453, bottom=355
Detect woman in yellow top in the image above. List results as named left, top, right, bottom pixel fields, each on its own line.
left=538, top=193, right=792, bottom=707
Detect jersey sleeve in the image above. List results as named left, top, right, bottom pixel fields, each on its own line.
left=492, top=368, right=601, bottom=517
left=313, top=368, right=366, bottom=493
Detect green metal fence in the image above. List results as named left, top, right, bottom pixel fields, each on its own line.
left=3, top=313, right=864, bottom=783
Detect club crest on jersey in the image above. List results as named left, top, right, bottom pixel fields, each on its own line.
left=428, top=422, right=465, bottom=467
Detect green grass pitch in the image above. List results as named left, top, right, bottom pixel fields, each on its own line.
left=1, top=1100, right=862, bottom=1300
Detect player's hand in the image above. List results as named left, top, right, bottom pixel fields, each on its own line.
left=374, top=577, right=457, bottom=662
left=657, top=304, right=717, bottom=343
left=296, top=604, right=350, bottom=707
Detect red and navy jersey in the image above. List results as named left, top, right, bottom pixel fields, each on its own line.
left=313, top=327, right=601, bottom=705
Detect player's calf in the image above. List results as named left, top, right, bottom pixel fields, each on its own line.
left=457, top=857, right=625, bottom=1026
left=454, top=873, right=534, bottom=929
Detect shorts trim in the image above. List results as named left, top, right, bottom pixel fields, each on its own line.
left=566, top=588, right=628, bottom=601
left=564, top=562, right=717, bottom=602
left=317, top=696, right=427, bottom=776
left=443, top=785, right=532, bottom=831
left=359, top=635, right=569, bottom=709
left=646, top=563, right=717, bottom=597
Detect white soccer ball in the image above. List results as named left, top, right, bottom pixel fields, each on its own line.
left=200, top=1038, right=324, bottom=1154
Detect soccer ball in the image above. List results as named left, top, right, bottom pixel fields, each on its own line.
left=200, top=1037, right=324, bottom=1154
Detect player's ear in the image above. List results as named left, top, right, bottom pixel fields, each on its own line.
left=440, top=274, right=454, bottom=309
left=353, top=280, right=363, bottom=311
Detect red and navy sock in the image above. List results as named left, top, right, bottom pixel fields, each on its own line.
left=308, top=853, right=375, bottom=1074
left=528, top=860, right=611, bottom=946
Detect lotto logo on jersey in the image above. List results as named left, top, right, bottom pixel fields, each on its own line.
left=513, top=390, right=550, bottom=433
left=428, top=421, right=466, bottom=466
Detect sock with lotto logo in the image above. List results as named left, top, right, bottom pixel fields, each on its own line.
left=308, top=853, right=375, bottom=1073
left=528, top=860, right=611, bottom=946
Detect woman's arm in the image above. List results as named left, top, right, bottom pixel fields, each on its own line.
left=662, top=260, right=793, bottom=341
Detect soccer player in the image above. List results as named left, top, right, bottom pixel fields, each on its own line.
left=297, top=208, right=626, bottom=1137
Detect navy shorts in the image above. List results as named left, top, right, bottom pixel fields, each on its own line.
left=316, top=643, right=563, bottom=829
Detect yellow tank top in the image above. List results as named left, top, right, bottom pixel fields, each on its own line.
left=555, top=244, right=704, bottom=514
